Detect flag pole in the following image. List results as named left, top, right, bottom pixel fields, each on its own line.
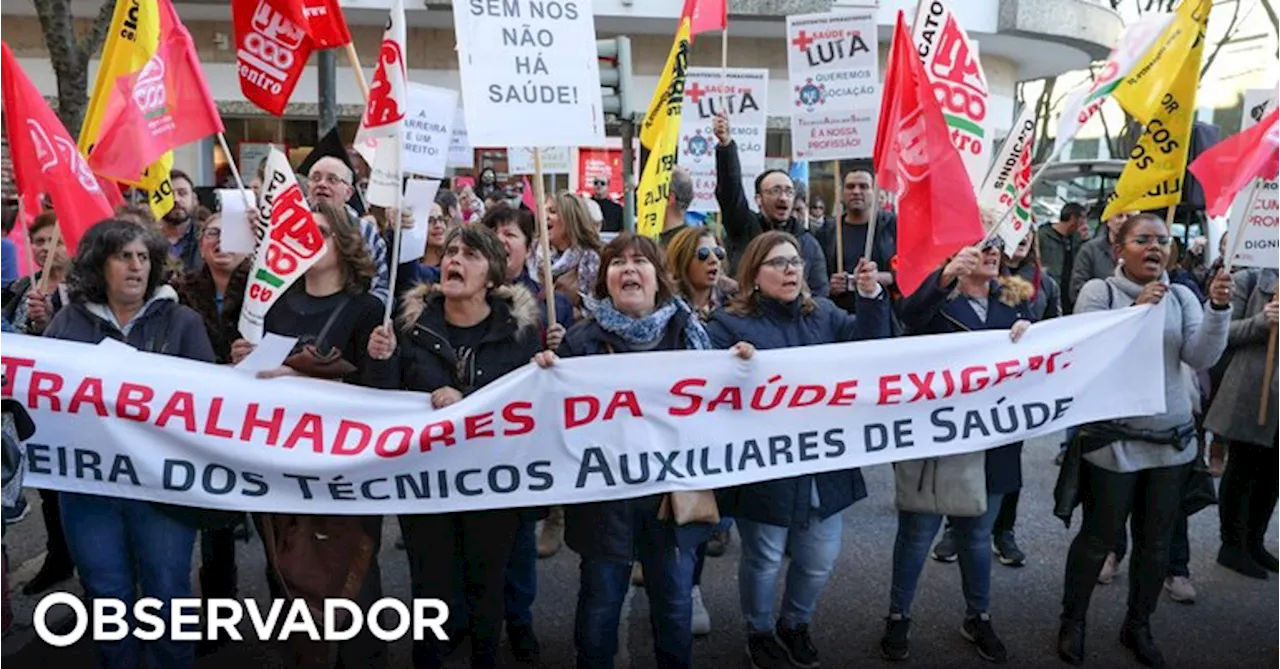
left=531, top=148, right=557, bottom=325
left=215, top=132, right=259, bottom=228
left=344, top=43, right=371, bottom=103
left=864, top=183, right=878, bottom=261
left=1261, top=293, right=1278, bottom=426
left=834, top=160, right=843, bottom=275
left=21, top=216, right=36, bottom=279
left=720, top=22, right=729, bottom=109
left=385, top=144, right=405, bottom=323
left=36, top=220, right=60, bottom=295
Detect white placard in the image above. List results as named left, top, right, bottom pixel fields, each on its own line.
left=403, top=84, right=458, bottom=178
left=398, top=178, right=443, bottom=264
left=216, top=189, right=258, bottom=254
left=508, top=146, right=572, bottom=175
left=453, top=0, right=606, bottom=148
left=678, top=68, right=769, bottom=213
left=786, top=11, right=880, bottom=161
left=234, top=334, right=299, bottom=374
left=1227, top=179, right=1280, bottom=270
left=447, top=106, right=474, bottom=169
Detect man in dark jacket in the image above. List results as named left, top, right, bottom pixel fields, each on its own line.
left=591, top=175, right=625, bottom=233
left=1068, top=207, right=1135, bottom=306
left=817, top=169, right=898, bottom=313
left=163, top=170, right=204, bottom=273
left=1037, top=202, right=1088, bottom=313
left=713, top=112, right=828, bottom=297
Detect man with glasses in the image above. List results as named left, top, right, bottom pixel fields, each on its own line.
left=712, top=112, right=829, bottom=297
left=1069, top=205, right=1137, bottom=307
left=591, top=174, right=624, bottom=233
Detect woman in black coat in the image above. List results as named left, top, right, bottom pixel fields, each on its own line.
left=704, top=230, right=890, bottom=669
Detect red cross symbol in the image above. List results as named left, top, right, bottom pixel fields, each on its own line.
left=791, top=30, right=814, bottom=52
left=686, top=82, right=707, bottom=105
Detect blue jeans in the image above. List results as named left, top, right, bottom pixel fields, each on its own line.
left=574, top=519, right=697, bottom=669
left=505, top=516, right=538, bottom=627
left=737, top=510, right=844, bottom=634
left=890, top=493, right=1002, bottom=617
left=60, top=493, right=196, bottom=669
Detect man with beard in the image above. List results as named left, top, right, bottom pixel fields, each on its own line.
left=591, top=174, right=624, bottom=233
left=820, top=169, right=897, bottom=313
left=712, top=112, right=828, bottom=297
left=163, top=170, right=203, bottom=273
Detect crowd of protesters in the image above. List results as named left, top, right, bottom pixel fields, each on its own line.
left=0, top=110, right=1274, bottom=669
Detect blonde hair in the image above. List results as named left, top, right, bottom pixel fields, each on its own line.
left=551, top=190, right=602, bottom=252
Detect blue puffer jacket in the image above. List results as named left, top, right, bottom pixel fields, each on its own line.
left=557, top=309, right=714, bottom=561
left=704, top=292, right=891, bottom=529
left=899, top=267, right=1033, bottom=495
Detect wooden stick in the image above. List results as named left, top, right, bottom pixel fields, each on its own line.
left=36, top=221, right=61, bottom=295
left=834, top=160, right=843, bottom=275
left=532, top=148, right=557, bottom=325
left=1261, top=294, right=1278, bottom=426
left=216, top=133, right=257, bottom=217
left=720, top=23, right=729, bottom=111
left=21, top=213, right=35, bottom=279
left=344, top=42, right=371, bottom=104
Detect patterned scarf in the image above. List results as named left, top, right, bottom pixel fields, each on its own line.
left=593, top=297, right=712, bottom=351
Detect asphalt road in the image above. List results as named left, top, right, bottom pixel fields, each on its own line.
left=3, top=434, right=1277, bottom=668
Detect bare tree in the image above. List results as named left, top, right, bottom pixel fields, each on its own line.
left=32, top=0, right=118, bottom=138
left=1263, top=0, right=1279, bottom=58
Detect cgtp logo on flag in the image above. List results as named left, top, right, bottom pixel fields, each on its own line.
left=240, top=0, right=306, bottom=95
left=895, top=109, right=931, bottom=184
left=928, top=17, right=986, bottom=125
left=265, top=186, right=325, bottom=276
left=364, top=38, right=406, bottom=128
left=28, top=121, right=102, bottom=194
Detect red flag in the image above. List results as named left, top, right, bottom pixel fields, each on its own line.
left=303, top=0, right=352, bottom=48
left=682, top=0, right=727, bottom=40
left=1, top=42, right=116, bottom=255
left=87, top=6, right=225, bottom=185
left=875, top=12, right=983, bottom=297
left=1189, top=107, right=1280, bottom=218
left=521, top=176, right=537, bottom=212
left=233, top=0, right=313, bottom=116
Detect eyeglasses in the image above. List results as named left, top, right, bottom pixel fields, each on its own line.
left=1126, top=234, right=1171, bottom=247
left=761, top=256, right=804, bottom=271
left=761, top=186, right=796, bottom=198
left=428, top=215, right=450, bottom=226
left=308, top=173, right=350, bottom=186
left=592, top=179, right=607, bottom=187
left=201, top=228, right=222, bottom=239
left=696, top=246, right=726, bottom=262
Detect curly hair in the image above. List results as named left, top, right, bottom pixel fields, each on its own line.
left=311, top=202, right=376, bottom=294
left=725, top=230, right=816, bottom=316
left=664, top=226, right=718, bottom=300
left=67, top=219, right=170, bottom=305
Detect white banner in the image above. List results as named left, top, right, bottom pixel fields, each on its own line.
left=677, top=68, right=768, bottom=212
left=1227, top=179, right=1280, bottom=269
left=453, top=0, right=605, bottom=148
left=447, top=106, right=474, bottom=169
left=508, top=146, right=572, bottom=175
left=4, top=307, right=1166, bottom=515
left=912, top=0, right=989, bottom=191
left=786, top=11, right=880, bottom=161
left=403, top=84, right=458, bottom=178
left=979, top=104, right=1038, bottom=252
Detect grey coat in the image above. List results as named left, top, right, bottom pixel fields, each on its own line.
left=1068, top=232, right=1116, bottom=306
left=1205, top=269, right=1278, bottom=447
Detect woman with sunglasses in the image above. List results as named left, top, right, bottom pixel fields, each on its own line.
left=882, top=235, right=1035, bottom=664
left=1057, top=213, right=1231, bottom=667
left=665, top=226, right=734, bottom=320
left=705, top=231, right=890, bottom=669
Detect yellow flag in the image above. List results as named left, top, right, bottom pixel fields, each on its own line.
left=1111, top=0, right=1210, bottom=125
left=637, top=19, right=691, bottom=238
left=80, top=0, right=175, bottom=219
left=1103, top=0, right=1209, bottom=219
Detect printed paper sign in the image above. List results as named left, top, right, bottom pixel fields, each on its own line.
left=1227, top=179, right=1279, bottom=269
left=398, top=178, right=443, bottom=264
left=913, top=0, right=990, bottom=190
left=508, top=146, right=572, bottom=175
left=979, top=104, right=1037, bottom=252
left=447, top=106, right=474, bottom=169
left=677, top=68, right=768, bottom=212
left=216, top=189, right=258, bottom=255
left=786, top=11, right=880, bottom=160
left=403, top=84, right=458, bottom=178
left=453, top=0, right=606, bottom=147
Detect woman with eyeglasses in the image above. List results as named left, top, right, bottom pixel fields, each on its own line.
left=422, top=200, right=451, bottom=269
left=1056, top=213, right=1231, bottom=668
left=529, top=190, right=603, bottom=320
left=882, top=235, right=1035, bottom=664
left=704, top=230, right=890, bottom=669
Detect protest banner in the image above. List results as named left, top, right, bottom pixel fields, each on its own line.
left=979, top=103, right=1037, bottom=251
left=447, top=106, right=474, bottom=169
left=238, top=150, right=327, bottom=343
left=509, top=146, right=572, bottom=175
left=403, top=83, right=458, bottom=178
left=452, top=0, right=605, bottom=148
left=912, top=0, right=989, bottom=191
left=786, top=11, right=880, bottom=161
left=1226, top=179, right=1280, bottom=270
left=4, top=305, right=1165, bottom=515
left=678, top=67, right=768, bottom=212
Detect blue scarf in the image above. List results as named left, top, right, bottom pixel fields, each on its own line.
left=593, top=297, right=712, bottom=351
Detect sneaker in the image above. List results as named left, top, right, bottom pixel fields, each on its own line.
left=745, top=631, right=791, bottom=669
left=630, top=562, right=644, bottom=587
left=879, top=613, right=911, bottom=661
left=1163, top=576, right=1196, bottom=604
left=537, top=506, right=564, bottom=558
left=992, top=531, right=1026, bottom=568
left=3, top=498, right=29, bottom=525
left=1097, top=552, right=1119, bottom=585
left=931, top=529, right=958, bottom=563
left=775, top=622, right=819, bottom=668
left=690, top=586, right=711, bottom=636
left=960, top=613, right=1008, bottom=663
left=706, top=529, right=731, bottom=557
left=506, top=622, right=540, bottom=664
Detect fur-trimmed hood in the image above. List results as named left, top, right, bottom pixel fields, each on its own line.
left=398, top=281, right=540, bottom=334
left=995, top=274, right=1035, bottom=308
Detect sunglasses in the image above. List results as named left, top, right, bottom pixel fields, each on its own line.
left=696, top=246, right=726, bottom=262
left=593, top=180, right=607, bottom=186
left=981, top=238, right=1005, bottom=252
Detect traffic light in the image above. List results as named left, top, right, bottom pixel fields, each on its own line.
left=597, top=36, right=633, bottom=121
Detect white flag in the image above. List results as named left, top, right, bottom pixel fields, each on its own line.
left=354, top=0, right=407, bottom=207
left=977, top=103, right=1038, bottom=252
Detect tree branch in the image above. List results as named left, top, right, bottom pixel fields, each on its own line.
left=1261, top=0, right=1279, bottom=58
left=80, top=0, right=119, bottom=59
left=1200, top=0, right=1244, bottom=80
left=33, top=0, right=79, bottom=67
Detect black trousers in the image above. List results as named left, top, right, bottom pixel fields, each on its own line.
left=1218, top=440, right=1279, bottom=549
left=992, top=490, right=1019, bottom=535
left=400, top=510, right=521, bottom=669
left=38, top=489, right=72, bottom=570
left=1062, top=461, right=1191, bottom=623
left=199, top=526, right=238, bottom=598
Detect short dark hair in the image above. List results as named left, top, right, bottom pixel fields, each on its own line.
left=1060, top=202, right=1086, bottom=222
left=443, top=223, right=510, bottom=289
left=592, top=233, right=676, bottom=305
left=480, top=203, right=535, bottom=248
left=753, top=169, right=790, bottom=195
left=169, top=169, right=193, bottom=189
left=67, top=219, right=169, bottom=305
left=844, top=168, right=874, bottom=184
left=29, top=212, right=57, bottom=237
left=435, top=190, right=460, bottom=219
left=1115, top=212, right=1166, bottom=245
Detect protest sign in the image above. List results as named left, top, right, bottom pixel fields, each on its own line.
left=453, top=0, right=605, bottom=147
left=786, top=11, right=880, bottom=161
left=509, top=146, right=572, bottom=175
left=576, top=146, right=623, bottom=200
left=678, top=68, right=768, bottom=212
left=398, top=178, right=443, bottom=263
left=216, top=189, right=258, bottom=254
left=5, top=305, right=1165, bottom=515
left=979, top=104, right=1037, bottom=252
left=447, top=106, right=474, bottom=169
left=403, top=84, right=458, bottom=178
left=1227, top=179, right=1279, bottom=269
left=912, top=0, right=989, bottom=190
left=238, top=150, right=327, bottom=343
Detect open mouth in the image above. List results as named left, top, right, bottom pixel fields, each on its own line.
left=124, top=276, right=145, bottom=289
left=706, top=268, right=719, bottom=282
left=444, top=268, right=465, bottom=282
left=619, top=276, right=643, bottom=292
left=1142, top=251, right=1164, bottom=269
